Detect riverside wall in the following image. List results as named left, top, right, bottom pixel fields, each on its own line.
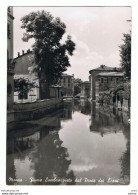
left=7, top=98, right=63, bottom=123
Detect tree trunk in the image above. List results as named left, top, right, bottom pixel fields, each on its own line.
left=39, top=82, right=50, bottom=100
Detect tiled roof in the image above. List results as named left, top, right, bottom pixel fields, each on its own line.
left=89, top=65, right=121, bottom=73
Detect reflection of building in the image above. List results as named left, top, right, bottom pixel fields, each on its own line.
left=80, top=81, right=90, bottom=98
left=7, top=112, right=76, bottom=185
left=61, top=102, right=73, bottom=120
left=90, top=103, right=125, bottom=137
left=59, top=74, right=74, bottom=96
left=80, top=100, right=91, bottom=115
left=7, top=7, right=15, bottom=123
left=89, top=65, right=121, bottom=100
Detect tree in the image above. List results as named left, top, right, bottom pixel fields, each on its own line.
left=21, top=10, right=76, bottom=99
left=73, top=78, right=82, bottom=96
left=119, top=33, right=131, bottom=79
left=14, top=77, right=36, bottom=102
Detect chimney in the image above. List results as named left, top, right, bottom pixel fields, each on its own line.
left=27, top=49, right=30, bottom=53
left=18, top=52, right=20, bottom=57
left=22, top=50, right=24, bottom=55
left=100, top=64, right=105, bottom=68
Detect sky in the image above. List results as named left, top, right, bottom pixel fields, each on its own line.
left=13, top=7, right=131, bottom=81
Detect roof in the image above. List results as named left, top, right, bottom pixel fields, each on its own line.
left=62, top=73, right=73, bottom=77
left=89, top=65, right=121, bottom=74
left=14, top=50, right=32, bottom=60
left=97, top=72, right=124, bottom=77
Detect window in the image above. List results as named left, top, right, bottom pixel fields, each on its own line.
left=101, top=78, right=104, bottom=83
left=111, top=77, right=113, bottom=81
left=64, top=78, right=66, bottom=83
left=116, top=78, right=119, bottom=82
left=18, top=92, right=28, bottom=100
left=107, top=78, right=109, bottom=83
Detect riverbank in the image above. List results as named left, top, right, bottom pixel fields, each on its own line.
left=7, top=98, right=63, bottom=128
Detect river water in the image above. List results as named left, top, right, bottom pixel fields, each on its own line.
left=7, top=100, right=130, bottom=185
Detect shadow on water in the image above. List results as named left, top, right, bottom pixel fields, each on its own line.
left=7, top=100, right=130, bottom=185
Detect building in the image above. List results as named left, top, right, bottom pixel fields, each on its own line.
left=59, top=73, right=74, bottom=97
left=7, top=7, right=15, bottom=123
left=14, top=74, right=39, bottom=103
left=80, top=81, right=90, bottom=98
left=14, top=49, right=33, bottom=74
left=96, top=72, right=125, bottom=103
left=14, top=50, right=40, bottom=102
left=49, top=85, right=62, bottom=99
left=14, top=50, right=63, bottom=101
left=89, top=65, right=121, bottom=100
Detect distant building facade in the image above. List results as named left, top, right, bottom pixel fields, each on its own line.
left=80, top=81, right=90, bottom=98
left=89, top=65, right=121, bottom=100
left=59, top=74, right=74, bottom=96
left=7, top=7, right=15, bottom=122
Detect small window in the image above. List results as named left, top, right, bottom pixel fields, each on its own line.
left=64, top=78, right=66, bottom=83
left=101, top=78, right=103, bottom=83
left=68, top=78, right=71, bottom=83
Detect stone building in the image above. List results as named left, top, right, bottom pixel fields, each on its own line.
left=59, top=73, right=74, bottom=97
left=80, top=81, right=90, bottom=98
left=89, top=65, right=121, bottom=100
left=96, top=72, right=125, bottom=103
left=7, top=7, right=15, bottom=123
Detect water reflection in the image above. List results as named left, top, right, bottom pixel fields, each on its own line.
left=7, top=100, right=130, bottom=185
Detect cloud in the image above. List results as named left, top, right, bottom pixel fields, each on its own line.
left=70, top=164, right=97, bottom=172
left=66, top=36, right=121, bottom=80
left=67, top=9, right=97, bottom=20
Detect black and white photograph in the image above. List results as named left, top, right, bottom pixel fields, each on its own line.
left=0, top=0, right=138, bottom=193
left=6, top=6, right=132, bottom=186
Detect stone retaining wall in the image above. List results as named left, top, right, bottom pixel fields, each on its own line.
left=11, top=98, right=63, bottom=121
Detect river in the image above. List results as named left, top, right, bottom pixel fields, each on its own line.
left=7, top=99, right=130, bottom=185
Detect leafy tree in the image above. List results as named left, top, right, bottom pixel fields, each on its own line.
left=14, top=77, right=36, bottom=102
left=21, top=10, right=76, bottom=99
left=119, top=33, right=131, bottom=79
left=73, top=78, right=82, bottom=96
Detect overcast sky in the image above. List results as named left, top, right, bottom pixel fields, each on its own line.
left=13, top=6, right=131, bottom=81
